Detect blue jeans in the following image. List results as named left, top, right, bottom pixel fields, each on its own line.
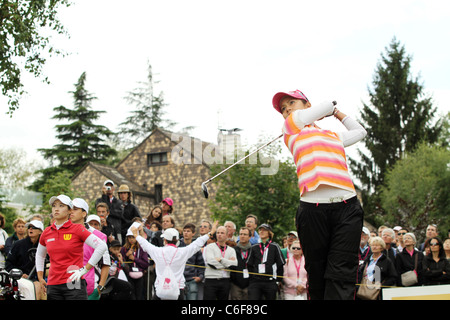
left=184, top=279, right=199, bottom=300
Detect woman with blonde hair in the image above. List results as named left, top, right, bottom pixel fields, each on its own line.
left=357, top=236, right=397, bottom=299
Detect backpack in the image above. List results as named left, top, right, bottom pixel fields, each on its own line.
left=155, top=248, right=180, bottom=300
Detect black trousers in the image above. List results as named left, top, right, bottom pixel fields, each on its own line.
left=203, top=278, right=230, bottom=300
left=247, top=280, right=278, bottom=300
left=47, top=279, right=88, bottom=300
left=296, top=196, right=363, bottom=300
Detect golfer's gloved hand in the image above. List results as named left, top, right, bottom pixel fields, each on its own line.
left=68, top=266, right=88, bottom=282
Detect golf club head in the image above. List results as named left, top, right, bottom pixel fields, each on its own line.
left=201, top=182, right=209, bottom=198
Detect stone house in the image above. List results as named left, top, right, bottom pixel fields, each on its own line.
left=71, top=127, right=219, bottom=229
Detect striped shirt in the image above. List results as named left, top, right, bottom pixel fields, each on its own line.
left=283, top=114, right=356, bottom=196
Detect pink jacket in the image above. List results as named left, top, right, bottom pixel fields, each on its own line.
left=84, top=229, right=108, bottom=295
left=283, top=256, right=308, bottom=296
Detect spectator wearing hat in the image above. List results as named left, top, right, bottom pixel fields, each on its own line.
left=87, top=215, right=102, bottom=231
left=161, top=197, right=174, bottom=215
left=5, top=220, right=44, bottom=280
left=130, top=221, right=219, bottom=300
left=281, top=231, right=298, bottom=260
left=103, top=239, right=136, bottom=300
left=5, top=219, right=46, bottom=300
left=118, top=184, right=142, bottom=242
left=121, top=227, right=149, bottom=300
left=247, top=224, right=285, bottom=300
left=36, top=195, right=108, bottom=300
left=71, top=198, right=111, bottom=300
left=96, top=180, right=124, bottom=244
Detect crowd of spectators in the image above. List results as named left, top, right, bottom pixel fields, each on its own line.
left=1, top=179, right=449, bottom=300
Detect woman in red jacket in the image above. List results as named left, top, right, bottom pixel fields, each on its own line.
left=35, top=195, right=107, bottom=300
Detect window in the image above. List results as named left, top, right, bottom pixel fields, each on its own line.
left=155, top=184, right=163, bottom=204
left=147, top=152, right=168, bottom=166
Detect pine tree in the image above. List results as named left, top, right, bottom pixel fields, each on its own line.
left=349, top=38, right=443, bottom=221
left=117, top=62, right=176, bottom=148
left=31, top=72, right=117, bottom=191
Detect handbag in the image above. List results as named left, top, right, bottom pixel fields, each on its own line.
left=128, top=249, right=144, bottom=279
left=129, top=271, right=144, bottom=279
left=357, top=264, right=381, bottom=300
left=401, top=253, right=418, bottom=287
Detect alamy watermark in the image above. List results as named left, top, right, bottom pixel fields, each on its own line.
left=170, top=133, right=280, bottom=175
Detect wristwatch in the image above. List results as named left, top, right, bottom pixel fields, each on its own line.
left=97, top=285, right=105, bottom=293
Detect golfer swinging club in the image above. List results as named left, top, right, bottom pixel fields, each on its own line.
left=272, top=90, right=367, bottom=300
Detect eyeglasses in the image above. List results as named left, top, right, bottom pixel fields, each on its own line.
left=291, top=247, right=302, bottom=250
left=398, top=232, right=406, bottom=235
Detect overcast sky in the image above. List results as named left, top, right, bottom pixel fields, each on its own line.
left=1, top=0, right=449, bottom=167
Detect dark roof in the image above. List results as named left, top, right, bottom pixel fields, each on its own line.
left=72, top=161, right=153, bottom=197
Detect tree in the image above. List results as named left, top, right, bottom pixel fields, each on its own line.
left=379, top=142, right=450, bottom=242
left=117, top=62, right=176, bottom=148
left=0, top=0, right=71, bottom=115
left=0, top=189, right=18, bottom=234
left=349, top=38, right=443, bottom=222
left=0, top=147, right=41, bottom=189
left=208, top=139, right=299, bottom=243
left=38, top=170, right=76, bottom=219
left=32, top=72, right=117, bottom=191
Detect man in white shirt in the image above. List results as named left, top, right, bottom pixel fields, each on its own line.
left=130, top=221, right=217, bottom=300
left=203, top=226, right=238, bottom=300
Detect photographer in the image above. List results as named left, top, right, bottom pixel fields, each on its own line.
left=96, top=180, right=124, bottom=244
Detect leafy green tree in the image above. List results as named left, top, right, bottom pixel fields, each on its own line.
left=349, top=38, right=443, bottom=223
left=380, top=142, right=450, bottom=241
left=0, top=0, right=71, bottom=115
left=0, top=147, right=41, bottom=189
left=0, top=189, right=18, bottom=234
left=117, top=62, right=176, bottom=148
left=37, top=170, right=77, bottom=224
left=31, top=72, right=117, bottom=191
left=208, top=140, right=299, bottom=243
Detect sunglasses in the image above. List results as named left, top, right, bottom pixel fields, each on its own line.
left=430, top=243, right=440, bottom=247
left=398, top=232, right=406, bottom=235
left=291, top=247, right=302, bottom=250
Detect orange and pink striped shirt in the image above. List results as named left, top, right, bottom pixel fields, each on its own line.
left=283, top=116, right=356, bottom=196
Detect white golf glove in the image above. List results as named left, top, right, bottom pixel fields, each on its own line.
left=68, top=266, right=88, bottom=282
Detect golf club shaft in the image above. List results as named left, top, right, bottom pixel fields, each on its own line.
left=204, top=133, right=283, bottom=185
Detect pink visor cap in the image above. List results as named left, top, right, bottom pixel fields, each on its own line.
left=272, top=90, right=309, bottom=113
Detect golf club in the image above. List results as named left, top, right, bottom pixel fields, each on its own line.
left=201, top=100, right=337, bottom=198
left=201, top=133, right=283, bottom=198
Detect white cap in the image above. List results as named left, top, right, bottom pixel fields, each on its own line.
left=393, top=226, right=402, bottom=231
left=161, top=228, right=179, bottom=241
left=27, top=220, right=44, bottom=231
left=288, top=231, right=298, bottom=237
left=72, top=198, right=89, bottom=213
left=104, top=180, right=114, bottom=186
left=49, top=195, right=73, bottom=209
left=362, top=227, right=370, bottom=235
left=86, top=215, right=101, bottom=224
